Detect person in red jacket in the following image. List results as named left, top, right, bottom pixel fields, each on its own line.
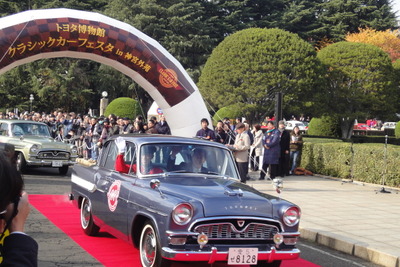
left=114, top=137, right=163, bottom=174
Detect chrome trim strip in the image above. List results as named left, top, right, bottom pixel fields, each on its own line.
left=161, top=247, right=300, bottom=262
left=71, top=174, right=97, bottom=193
left=189, top=216, right=284, bottom=232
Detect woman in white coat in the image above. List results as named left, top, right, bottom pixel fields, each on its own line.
left=250, top=124, right=263, bottom=171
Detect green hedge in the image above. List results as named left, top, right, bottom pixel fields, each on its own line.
left=301, top=138, right=400, bottom=187
left=104, top=97, right=142, bottom=119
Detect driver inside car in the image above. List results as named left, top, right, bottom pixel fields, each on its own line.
left=114, top=137, right=163, bottom=175
left=167, top=147, right=208, bottom=173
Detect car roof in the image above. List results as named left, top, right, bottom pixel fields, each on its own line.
left=0, top=119, right=47, bottom=125
left=108, top=134, right=229, bottom=149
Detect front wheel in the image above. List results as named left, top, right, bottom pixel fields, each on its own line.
left=252, top=260, right=282, bottom=267
left=80, top=198, right=99, bottom=236
left=139, top=221, right=171, bottom=267
left=16, top=152, right=27, bottom=173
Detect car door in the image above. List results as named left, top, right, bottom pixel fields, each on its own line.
left=94, top=140, right=137, bottom=241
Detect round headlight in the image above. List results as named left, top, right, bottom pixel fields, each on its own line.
left=283, top=207, right=301, bottom=227
left=71, top=145, right=78, bottom=155
left=172, top=203, right=193, bottom=225
left=29, top=144, right=39, bottom=154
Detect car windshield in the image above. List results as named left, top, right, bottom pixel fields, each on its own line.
left=139, top=143, right=239, bottom=179
left=11, top=123, right=51, bottom=137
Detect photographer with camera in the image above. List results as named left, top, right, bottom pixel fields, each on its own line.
left=0, top=149, right=38, bottom=266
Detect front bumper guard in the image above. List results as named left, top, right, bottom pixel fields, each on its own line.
left=162, top=246, right=300, bottom=264
left=26, top=159, right=76, bottom=167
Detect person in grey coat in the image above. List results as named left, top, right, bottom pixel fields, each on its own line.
left=259, top=121, right=281, bottom=180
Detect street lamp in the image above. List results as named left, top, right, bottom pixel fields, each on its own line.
left=100, top=91, right=108, bottom=116
left=29, top=94, right=34, bottom=113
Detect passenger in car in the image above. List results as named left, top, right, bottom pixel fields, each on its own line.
left=114, top=137, right=163, bottom=174
left=167, top=147, right=208, bottom=173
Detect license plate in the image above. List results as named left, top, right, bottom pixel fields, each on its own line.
left=52, top=161, right=63, bottom=167
left=228, top=248, right=258, bottom=265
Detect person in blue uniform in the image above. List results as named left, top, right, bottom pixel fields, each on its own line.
left=259, top=121, right=281, bottom=180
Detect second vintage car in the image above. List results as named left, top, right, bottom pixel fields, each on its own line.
left=70, top=135, right=301, bottom=267
left=0, top=119, right=78, bottom=174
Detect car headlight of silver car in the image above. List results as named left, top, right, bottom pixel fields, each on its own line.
left=29, top=144, right=39, bottom=154
left=283, top=206, right=301, bottom=227
left=71, top=145, right=78, bottom=155
left=172, top=203, right=193, bottom=225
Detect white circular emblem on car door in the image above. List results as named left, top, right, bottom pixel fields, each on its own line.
left=107, top=180, right=121, bottom=212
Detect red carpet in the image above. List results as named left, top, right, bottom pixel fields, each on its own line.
left=30, top=195, right=319, bottom=267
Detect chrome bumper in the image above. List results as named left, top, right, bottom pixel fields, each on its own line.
left=26, top=159, right=76, bottom=167
left=162, top=246, right=300, bottom=264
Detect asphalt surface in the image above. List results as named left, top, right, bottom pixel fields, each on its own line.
left=21, top=167, right=399, bottom=266
left=247, top=171, right=400, bottom=267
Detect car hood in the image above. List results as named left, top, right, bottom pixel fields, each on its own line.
left=159, top=177, right=276, bottom=217
left=18, top=136, right=71, bottom=149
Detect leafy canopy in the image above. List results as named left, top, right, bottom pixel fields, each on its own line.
left=317, top=42, right=397, bottom=137
left=198, top=28, right=323, bottom=124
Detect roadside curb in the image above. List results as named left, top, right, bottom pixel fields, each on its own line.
left=300, top=227, right=400, bottom=267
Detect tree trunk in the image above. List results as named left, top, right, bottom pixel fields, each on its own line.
left=340, top=117, right=355, bottom=139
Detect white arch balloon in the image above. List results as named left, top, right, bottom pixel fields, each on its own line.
left=0, top=8, right=211, bottom=137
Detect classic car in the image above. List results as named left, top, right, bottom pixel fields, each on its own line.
left=284, top=121, right=308, bottom=132
left=0, top=119, right=78, bottom=174
left=70, top=135, right=301, bottom=267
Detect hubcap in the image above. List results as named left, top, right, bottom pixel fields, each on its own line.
left=142, top=226, right=156, bottom=266
left=81, top=200, right=90, bottom=229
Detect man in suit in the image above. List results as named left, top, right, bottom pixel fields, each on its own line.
left=167, top=147, right=208, bottom=173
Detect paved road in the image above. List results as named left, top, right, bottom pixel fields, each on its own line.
left=23, top=167, right=381, bottom=267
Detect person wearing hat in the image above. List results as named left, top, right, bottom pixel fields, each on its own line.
left=99, top=118, right=112, bottom=147
left=122, top=117, right=133, bottom=134
left=259, top=121, right=280, bottom=180
left=226, top=122, right=250, bottom=183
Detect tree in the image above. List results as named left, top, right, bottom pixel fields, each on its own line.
left=315, top=0, right=397, bottom=42
left=105, top=97, right=141, bottom=119
left=346, top=27, right=400, bottom=62
left=198, top=28, right=324, bottom=125
left=317, top=42, right=397, bottom=139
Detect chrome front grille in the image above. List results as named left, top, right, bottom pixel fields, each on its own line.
left=194, top=222, right=279, bottom=240
left=37, top=151, right=69, bottom=160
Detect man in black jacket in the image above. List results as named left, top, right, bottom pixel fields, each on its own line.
left=278, top=120, right=290, bottom=177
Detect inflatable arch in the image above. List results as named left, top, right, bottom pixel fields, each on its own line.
left=0, top=9, right=211, bottom=137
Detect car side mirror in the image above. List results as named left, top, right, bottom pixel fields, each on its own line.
left=150, top=179, right=160, bottom=189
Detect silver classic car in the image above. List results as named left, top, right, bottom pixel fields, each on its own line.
left=70, top=135, right=301, bottom=267
left=0, top=119, right=78, bottom=174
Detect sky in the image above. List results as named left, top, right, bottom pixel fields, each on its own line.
left=393, top=0, right=400, bottom=19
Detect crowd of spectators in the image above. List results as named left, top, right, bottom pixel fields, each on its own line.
left=1, top=110, right=305, bottom=178
left=0, top=110, right=171, bottom=161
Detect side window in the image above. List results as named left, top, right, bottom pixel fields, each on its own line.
left=103, top=141, right=118, bottom=170
left=124, top=142, right=136, bottom=174
left=0, top=123, right=8, bottom=136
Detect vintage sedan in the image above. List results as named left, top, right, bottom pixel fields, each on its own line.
left=0, top=119, right=78, bottom=174
left=70, top=135, right=301, bottom=267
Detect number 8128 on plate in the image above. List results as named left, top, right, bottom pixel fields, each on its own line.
left=228, top=248, right=258, bottom=265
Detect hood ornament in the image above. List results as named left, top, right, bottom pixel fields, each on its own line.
left=237, top=220, right=245, bottom=227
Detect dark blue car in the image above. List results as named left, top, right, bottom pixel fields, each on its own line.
left=70, top=135, right=301, bottom=267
